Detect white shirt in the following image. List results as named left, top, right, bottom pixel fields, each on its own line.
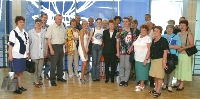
left=133, top=35, right=152, bottom=63
left=110, top=32, right=113, bottom=38
left=92, top=28, right=104, bottom=45
left=8, top=27, right=29, bottom=58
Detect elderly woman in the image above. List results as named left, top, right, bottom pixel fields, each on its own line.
left=79, top=20, right=89, bottom=84
left=28, top=18, right=47, bottom=88
left=162, top=25, right=181, bottom=92
left=66, top=19, right=79, bottom=78
left=102, top=19, right=108, bottom=30
left=133, top=24, right=152, bottom=91
left=8, top=16, right=29, bottom=94
left=174, top=20, right=193, bottom=90
left=149, top=26, right=168, bottom=98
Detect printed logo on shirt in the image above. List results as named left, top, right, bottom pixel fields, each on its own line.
left=95, top=33, right=103, bottom=40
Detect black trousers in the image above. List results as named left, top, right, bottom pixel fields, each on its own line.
left=50, top=44, right=64, bottom=81
left=104, top=53, right=116, bottom=81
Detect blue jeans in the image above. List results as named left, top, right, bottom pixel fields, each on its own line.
left=91, top=44, right=103, bottom=80
left=44, top=65, right=51, bottom=75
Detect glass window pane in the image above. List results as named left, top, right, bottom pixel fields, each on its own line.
left=114, top=0, right=150, bottom=27
left=151, top=0, right=183, bottom=33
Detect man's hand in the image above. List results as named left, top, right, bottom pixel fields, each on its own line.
left=50, top=49, right=55, bottom=55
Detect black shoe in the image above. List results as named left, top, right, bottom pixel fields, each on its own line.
left=93, top=79, right=96, bottom=82
left=124, top=82, right=128, bottom=87
left=119, top=81, right=125, bottom=86
left=96, top=79, right=100, bottom=81
left=13, top=89, right=22, bottom=94
left=18, top=87, right=27, bottom=91
left=57, top=78, right=67, bottom=82
left=51, top=81, right=57, bottom=86
left=105, top=79, right=109, bottom=83
left=149, top=89, right=156, bottom=94
left=111, top=80, right=114, bottom=83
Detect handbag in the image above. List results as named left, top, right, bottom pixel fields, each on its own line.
left=26, top=60, right=35, bottom=73
left=165, top=34, right=178, bottom=74
left=165, top=51, right=178, bottom=74
left=1, top=76, right=18, bottom=91
left=1, top=62, right=18, bottom=91
left=185, top=33, right=198, bottom=56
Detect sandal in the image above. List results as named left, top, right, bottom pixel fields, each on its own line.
left=39, top=82, right=43, bottom=85
left=33, top=82, right=41, bottom=88
left=103, top=76, right=106, bottom=79
left=172, top=84, right=180, bottom=88
left=149, top=89, right=156, bottom=93
left=176, top=87, right=184, bottom=91
left=153, top=92, right=161, bottom=98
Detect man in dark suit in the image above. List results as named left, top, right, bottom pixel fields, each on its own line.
left=102, top=20, right=118, bottom=83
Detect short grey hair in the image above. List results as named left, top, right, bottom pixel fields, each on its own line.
left=166, top=24, right=174, bottom=30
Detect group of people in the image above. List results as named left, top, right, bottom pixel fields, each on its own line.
left=8, top=13, right=194, bottom=98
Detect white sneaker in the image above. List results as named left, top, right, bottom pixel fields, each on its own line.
left=135, top=86, right=145, bottom=92
left=69, top=74, right=73, bottom=78
left=135, top=85, right=140, bottom=89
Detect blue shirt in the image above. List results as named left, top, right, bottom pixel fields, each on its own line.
left=162, top=33, right=181, bottom=57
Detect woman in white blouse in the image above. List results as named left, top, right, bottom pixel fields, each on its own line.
left=133, top=24, right=152, bottom=91
left=8, top=16, right=29, bottom=94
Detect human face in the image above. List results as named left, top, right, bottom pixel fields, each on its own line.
left=55, top=16, right=62, bottom=26
left=166, top=27, right=173, bottom=35
left=179, top=23, right=187, bottom=31
left=82, top=21, right=88, bottom=29
left=153, top=28, right=161, bottom=38
left=123, top=19, right=130, bottom=28
left=17, top=20, right=25, bottom=29
left=140, top=28, right=148, bottom=37
left=75, top=16, right=81, bottom=23
left=35, top=22, right=42, bottom=29
left=108, top=22, right=114, bottom=30
left=88, top=18, right=94, bottom=26
left=41, top=15, right=48, bottom=24
left=146, top=22, right=153, bottom=30
left=70, top=21, right=76, bottom=28
left=96, top=20, right=102, bottom=27
left=115, top=18, right=120, bottom=24
left=145, top=15, right=150, bottom=22
left=102, top=21, right=108, bottom=28
left=132, top=22, right=137, bottom=29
